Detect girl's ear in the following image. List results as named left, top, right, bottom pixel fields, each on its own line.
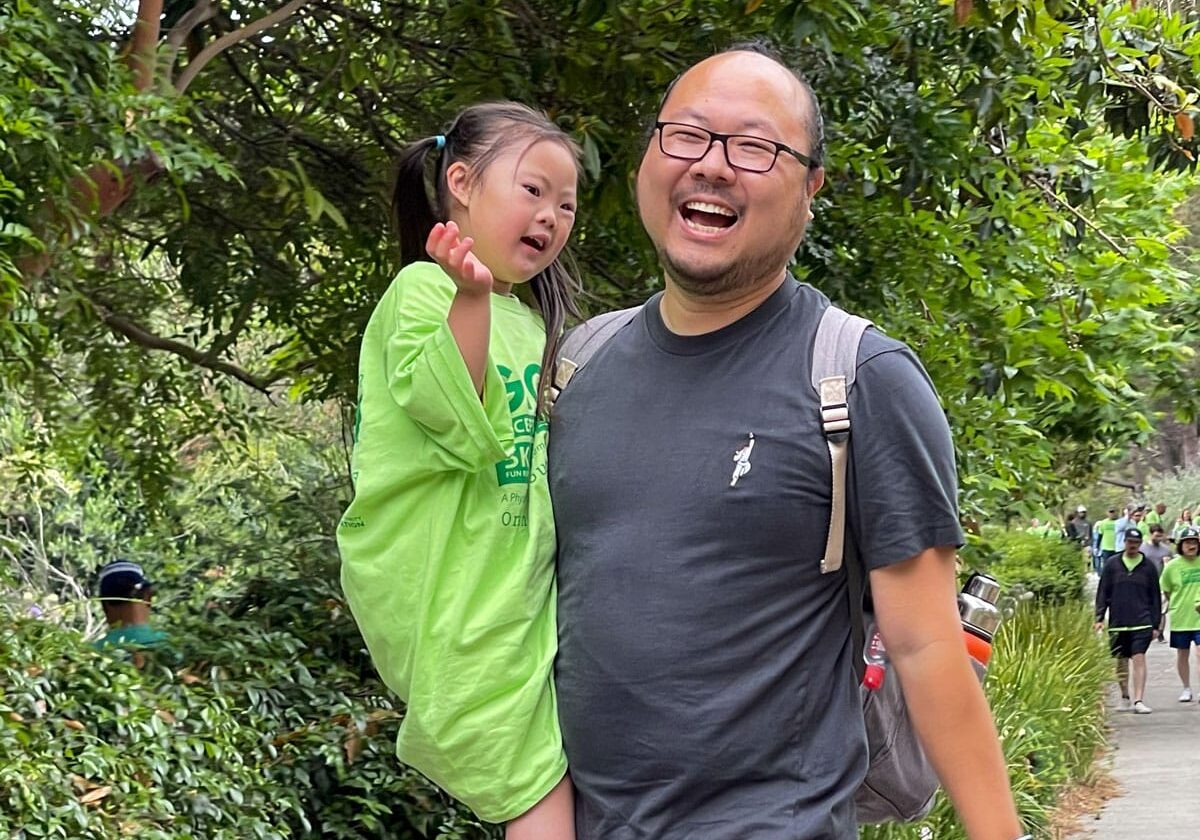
left=445, top=161, right=472, bottom=210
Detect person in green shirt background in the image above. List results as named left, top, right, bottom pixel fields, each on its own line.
left=1160, top=527, right=1200, bottom=703
left=1144, top=501, right=1167, bottom=526
left=1092, top=507, right=1120, bottom=573
left=92, top=560, right=170, bottom=659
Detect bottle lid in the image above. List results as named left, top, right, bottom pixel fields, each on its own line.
left=862, top=663, right=886, bottom=691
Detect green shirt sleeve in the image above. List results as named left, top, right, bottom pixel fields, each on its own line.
left=383, top=262, right=512, bottom=472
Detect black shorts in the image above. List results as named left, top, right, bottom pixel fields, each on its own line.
left=1109, top=628, right=1154, bottom=658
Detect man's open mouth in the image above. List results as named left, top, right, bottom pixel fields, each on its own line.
left=520, top=235, right=548, bottom=252
left=679, top=200, right=738, bottom=233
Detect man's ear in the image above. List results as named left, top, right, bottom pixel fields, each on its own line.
left=445, top=161, right=472, bottom=209
left=807, top=165, right=826, bottom=199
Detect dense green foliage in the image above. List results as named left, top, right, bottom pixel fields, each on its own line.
left=970, top=528, right=1088, bottom=602
left=2, top=0, right=1199, bottom=509
left=2, top=1, right=1191, bottom=836
left=1, top=407, right=497, bottom=839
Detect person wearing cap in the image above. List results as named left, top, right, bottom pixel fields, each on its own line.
left=1159, top=526, right=1200, bottom=702
left=93, top=560, right=169, bottom=654
left=1095, top=527, right=1162, bottom=714
left=1073, top=506, right=1091, bottom=546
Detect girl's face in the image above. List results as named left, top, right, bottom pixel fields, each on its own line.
left=449, top=139, right=578, bottom=290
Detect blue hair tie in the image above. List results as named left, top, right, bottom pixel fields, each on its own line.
left=434, top=134, right=446, bottom=150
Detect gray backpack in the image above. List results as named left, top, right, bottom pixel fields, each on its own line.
left=550, top=301, right=964, bottom=825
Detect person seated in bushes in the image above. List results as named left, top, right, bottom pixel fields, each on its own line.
left=92, top=560, right=170, bottom=663
left=1160, top=527, right=1200, bottom=703
left=1095, top=527, right=1162, bottom=714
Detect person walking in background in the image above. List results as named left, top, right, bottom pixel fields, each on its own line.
left=1095, top=527, right=1162, bottom=714
left=1145, top=501, right=1167, bottom=527
left=1160, top=526, right=1200, bottom=703
left=1093, top=507, right=1119, bottom=573
left=1172, top=507, right=1194, bottom=541
left=1142, top=524, right=1172, bottom=577
left=93, top=560, right=170, bottom=658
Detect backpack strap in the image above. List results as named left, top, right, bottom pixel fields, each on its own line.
left=548, top=306, right=641, bottom=407
left=810, top=304, right=873, bottom=575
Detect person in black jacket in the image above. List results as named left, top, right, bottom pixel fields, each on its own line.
left=1095, top=527, right=1163, bottom=714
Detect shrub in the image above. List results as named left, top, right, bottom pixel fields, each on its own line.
left=970, top=529, right=1087, bottom=604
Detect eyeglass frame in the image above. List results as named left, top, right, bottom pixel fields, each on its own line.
left=653, top=121, right=817, bottom=173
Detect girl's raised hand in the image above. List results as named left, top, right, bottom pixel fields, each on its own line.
left=426, top=222, right=494, bottom=296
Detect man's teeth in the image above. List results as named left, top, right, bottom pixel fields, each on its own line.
left=683, top=217, right=727, bottom=233
left=684, top=201, right=735, bottom=217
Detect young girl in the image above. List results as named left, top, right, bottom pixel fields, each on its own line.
left=338, top=102, right=581, bottom=839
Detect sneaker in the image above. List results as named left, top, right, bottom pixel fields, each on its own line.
left=1133, top=700, right=1153, bottom=714
left=1118, top=697, right=1133, bottom=711
left=1181, top=688, right=1194, bottom=703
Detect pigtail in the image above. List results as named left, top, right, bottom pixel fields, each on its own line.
left=390, top=136, right=445, bottom=267
left=530, top=253, right=583, bottom=418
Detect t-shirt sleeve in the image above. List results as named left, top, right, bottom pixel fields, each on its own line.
left=382, top=263, right=513, bottom=471
left=847, top=340, right=964, bottom=571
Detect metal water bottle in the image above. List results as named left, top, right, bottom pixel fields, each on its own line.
left=959, top=572, right=1003, bottom=668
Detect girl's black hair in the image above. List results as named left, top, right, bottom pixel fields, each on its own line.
left=390, top=102, right=583, bottom=417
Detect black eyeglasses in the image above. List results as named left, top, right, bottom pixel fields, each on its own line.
left=655, top=121, right=816, bottom=173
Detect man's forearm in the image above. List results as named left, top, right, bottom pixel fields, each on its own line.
left=891, top=640, right=1022, bottom=840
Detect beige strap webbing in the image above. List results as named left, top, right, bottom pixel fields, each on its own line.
left=811, top=306, right=873, bottom=574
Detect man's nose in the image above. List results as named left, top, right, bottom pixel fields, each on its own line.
left=689, top=138, right=736, bottom=182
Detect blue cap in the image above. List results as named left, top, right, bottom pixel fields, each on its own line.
left=96, top=561, right=152, bottom=599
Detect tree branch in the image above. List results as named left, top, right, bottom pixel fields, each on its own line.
left=89, top=298, right=276, bottom=393
left=128, top=0, right=164, bottom=91
left=164, top=0, right=220, bottom=79
left=1025, top=174, right=1129, bottom=257
left=175, top=0, right=313, bottom=93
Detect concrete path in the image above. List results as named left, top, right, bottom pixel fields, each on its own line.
left=1070, top=637, right=1200, bottom=838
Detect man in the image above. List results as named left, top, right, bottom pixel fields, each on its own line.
left=1095, top=527, right=1161, bottom=713
left=549, top=43, right=1023, bottom=840
left=92, top=560, right=170, bottom=658
left=1074, top=505, right=1091, bottom=547
left=1115, top=504, right=1144, bottom=546
left=1160, top=526, right=1200, bottom=702
left=1141, top=524, right=1172, bottom=577
left=1145, top=501, right=1167, bottom=526
left=1093, top=507, right=1120, bottom=573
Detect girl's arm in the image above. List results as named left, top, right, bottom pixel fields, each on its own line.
left=427, top=221, right=494, bottom=397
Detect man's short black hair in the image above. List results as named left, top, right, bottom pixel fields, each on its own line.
left=1149, top=523, right=1165, bottom=534
left=650, top=38, right=826, bottom=168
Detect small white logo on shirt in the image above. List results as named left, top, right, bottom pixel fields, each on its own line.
left=731, top=433, right=755, bottom=487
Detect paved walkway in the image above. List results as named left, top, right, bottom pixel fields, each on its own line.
left=1070, top=637, right=1200, bottom=837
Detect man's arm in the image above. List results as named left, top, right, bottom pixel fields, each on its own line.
left=1094, top=561, right=1110, bottom=630
left=871, top=545, right=1023, bottom=840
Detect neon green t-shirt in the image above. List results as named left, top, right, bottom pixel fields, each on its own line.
left=1095, top=518, right=1118, bottom=552
left=1145, top=511, right=1163, bottom=525
left=1161, top=556, right=1200, bottom=632
left=337, top=262, right=563, bottom=822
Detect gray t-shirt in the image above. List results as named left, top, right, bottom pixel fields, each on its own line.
left=549, top=280, right=963, bottom=839
left=1141, top=541, right=1172, bottom=576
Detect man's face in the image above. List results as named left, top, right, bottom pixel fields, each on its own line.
left=1124, top=536, right=1142, bottom=556
left=1157, top=503, right=1167, bottom=515
left=636, top=52, right=824, bottom=298
left=1151, top=531, right=1164, bottom=545
left=1132, top=510, right=1144, bottom=523
left=1183, top=539, right=1200, bottom=558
